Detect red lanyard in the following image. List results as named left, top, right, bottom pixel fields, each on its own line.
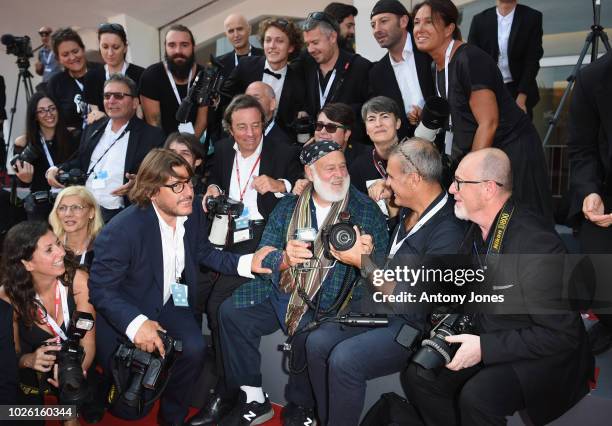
left=37, top=281, right=61, bottom=338
left=372, top=149, right=388, bottom=179
left=235, top=154, right=261, bottom=201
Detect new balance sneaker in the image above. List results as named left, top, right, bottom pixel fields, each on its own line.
left=281, top=402, right=317, bottom=426
left=218, top=390, right=275, bottom=426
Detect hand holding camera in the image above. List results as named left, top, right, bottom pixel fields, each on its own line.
left=329, top=225, right=373, bottom=269
left=134, top=320, right=167, bottom=357
left=202, top=185, right=222, bottom=213
left=26, top=338, right=61, bottom=373
left=444, top=334, right=482, bottom=371
left=14, top=159, right=34, bottom=183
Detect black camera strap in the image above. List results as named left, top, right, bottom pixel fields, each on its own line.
left=86, top=126, right=129, bottom=179
left=473, top=197, right=515, bottom=267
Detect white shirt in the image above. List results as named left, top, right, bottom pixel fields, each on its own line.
left=496, top=7, right=516, bottom=83
left=312, top=197, right=332, bottom=228
left=389, top=33, right=425, bottom=116
left=85, top=120, right=129, bottom=210
left=262, top=60, right=287, bottom=105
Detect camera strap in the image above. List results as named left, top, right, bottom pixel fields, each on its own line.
left=318, top=69, right=337, bottom=108
left=473, top=198, right=515, bottom=267
left=39, top=133, right=55, bottom=167
left=86, top=125, right=130, bottom=178
left=35, top=280, right=69, bottom=341
left=164, top=61, right=194, bottom=106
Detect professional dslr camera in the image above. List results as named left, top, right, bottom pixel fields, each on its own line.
left=321, top=212, right=361, bottom=259
left=1, top=34, right=33, bottom=59
left=43, top=311, right=95, bottom=405
left=207, top=194, right=245, bottom=247
left=112, top=331, right=182, bottom=410
left=57, top=169, right=87, bottom=187
left=412, top=313, right=475, bottom=370
left=293, top=115, right=315, bottom=144
left=10, top=144, right=41, bottom=169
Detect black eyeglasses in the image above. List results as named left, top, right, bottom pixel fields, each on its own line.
left=103, top=92, right=133, bottom=100
left=36, top=106, right=57, bottom=116
left=315, top=121, right=349, bottom=133
left=98, top=23, right=125, bottom=33
left=452, top=177, right=503, bottom=191
left=163, top=179, right=193, bottom=194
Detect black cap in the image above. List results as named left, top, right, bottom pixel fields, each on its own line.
left=370, top=0, right=410, bottom=19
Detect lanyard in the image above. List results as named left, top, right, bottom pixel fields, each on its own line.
left=389, top=194, right=448, bottom=258
left=36, top=281, right=69, bottom=341
left=473, top=198, right=515, bottom=267
left=235, top=153, right=261, bottom=201
left=74, top=77, right=84, bottom=92
left=164, top=61, right=193, bottom=106
left=105, top=61, right=129, bottom=80
left=39, top=133, right=54, bottom=167
left=318, top=69, right=337, bottom=108
left=42, top=49, right=54, bottom=66
left=372, top=149, right=387, bottom=179
left=234, top=46, right=252, bottom=67
left=63, top=235, right=88, bottom=265
left=436, top=39, right=455, bottom=128
left=87, top=125, right=129, bottom=177
left=264, top=120, right=275, bottom=136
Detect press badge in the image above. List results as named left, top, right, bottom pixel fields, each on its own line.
left=444, top=131, right=454, bottom=156
left=171, top=282, right=189, bottom=307
left=232, top=208, right=252, bottom=244
left=178, top=122, right=195, bottom=134
left=91, top=170, right=109, bottom=189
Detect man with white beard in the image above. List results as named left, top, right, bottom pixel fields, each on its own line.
left=213, top=141, right=388, bottom=426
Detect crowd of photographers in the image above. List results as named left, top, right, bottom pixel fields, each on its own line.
left=0, top=0, right=609, bottom=425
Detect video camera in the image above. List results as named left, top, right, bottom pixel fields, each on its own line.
left=43, top=311, right=95, bottom=405
left=321, top=212, right=361, bottom=259
left=112, top=331, right=182, bottom=410
left=1, top=34, right=33, bottom=59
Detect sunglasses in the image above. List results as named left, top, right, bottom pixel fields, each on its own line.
left=315, top=121, right=349, bottom=133
left=306, top=11, right=339, bottom=30
left=98, top=23, right=126, bottom=34
left=103, top=92, right=133, bottom=100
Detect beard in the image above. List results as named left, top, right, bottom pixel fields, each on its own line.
left=165, top=51, right=195, bottom=80
left=312, top=168, right=350, bottom=203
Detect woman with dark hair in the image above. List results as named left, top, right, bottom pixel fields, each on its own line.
left=46, top=28, right=103, bottom=130
left=0, top=221, right=96, bottom=425
left=84, top=23, right=145, bottom=123
left=163, top=132, right=206, bottom=195
left=412, top=0, right=552, bottom=220
left=13, top=92, right=79, bottom=220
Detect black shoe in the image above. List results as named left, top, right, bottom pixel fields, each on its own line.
left=218, top=390, right=275, bottom=426
left=589, top=321, right=612, bottom=355
left=187, top=392, right=234, bottom=426
left=281, top=402, right=317, bottom=426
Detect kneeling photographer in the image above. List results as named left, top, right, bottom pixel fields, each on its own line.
left=46, top=74, right=164, bottom=223
left=0, top=221, right=100, bottom=425
left=306, top=138, right=465, bottom=426
left=403, top=149, right=594, bottom=426
left=12, top=93, right=79, bottom=221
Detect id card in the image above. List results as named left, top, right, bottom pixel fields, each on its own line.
left=444, top=131, right=454, bottom=156
left=91, top=170, right=109, bottom=189
left=171, top=282, right=189, bottom=307
left=178, top=122, right=195, bottom=134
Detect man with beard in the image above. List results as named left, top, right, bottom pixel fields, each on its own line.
left=324, top=2, right=359, bottom=53
left=89, top=149, right=274, bottom=425
left=140, top=25, right=207, bottom=138
left=368, top=0, right=434, bottom=140
left=215, top=141, right=388, bottom=425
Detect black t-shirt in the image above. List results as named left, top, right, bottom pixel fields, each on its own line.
left=440, top=44, right=527, bottom=158
left=46, top=63, right=104, bottom=129
left=348, top=148, right=387, bottom=194
left=82, top=63, right=145, bottom=111
left=139, top=62, right=204, bottom=136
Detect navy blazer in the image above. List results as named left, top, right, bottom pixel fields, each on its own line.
left=89, top=201, right=241, bottom=363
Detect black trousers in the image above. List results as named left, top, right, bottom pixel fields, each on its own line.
left=402, top=362, right=525, bottom=426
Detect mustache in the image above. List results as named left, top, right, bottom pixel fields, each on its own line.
left=165, top=52, right=195, bottom=79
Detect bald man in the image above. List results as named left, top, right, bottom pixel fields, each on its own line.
left=245, top=81, right=294, bottom=146
left=403, top=148, right=593, bottom=426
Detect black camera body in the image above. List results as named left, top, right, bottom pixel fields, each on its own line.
left=1, top=34, right=33, bottom=59
left=57, top=169, right=87, bottom=187
left=10, top=144, right=41, bottom=169
left=293, top=116, right=314, bottom=144
left=113, top=331, right=182, bottom=408
left=321, top=212, right=361, bottom=259
left=206, top=194, right=244, bottom=217
left=412, top=313, right=475, bottom=370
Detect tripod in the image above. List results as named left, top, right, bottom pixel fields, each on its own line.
left=542, top=0, right=610, bottom=146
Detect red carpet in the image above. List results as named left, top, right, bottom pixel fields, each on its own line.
left=45, top=401, right=284, bottom=425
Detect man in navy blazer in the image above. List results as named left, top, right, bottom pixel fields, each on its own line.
left=88, top=149, right=272, bottom=425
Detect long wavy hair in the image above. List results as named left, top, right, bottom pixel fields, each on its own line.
left=24, top=92, right=74, bottom=163
left=1, top=221, right=77, bottom=327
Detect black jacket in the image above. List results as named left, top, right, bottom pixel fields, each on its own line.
left=462, top=203, right=593, bottom=425
left=216, top=46, right=265, bottom=79
left=207, top=135, right=302, bottom=219
left=0, top=300, right=17, bottom=404
left=567, top=51, right=612, bottom=224
left=368, top=34, right=435, bottom=140
left=468, top=4, right=543, bottom=107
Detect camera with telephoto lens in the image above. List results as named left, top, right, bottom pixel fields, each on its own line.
left=414, top=96, right=450, bottom=142
left=43, top=311, right=95, bottom=405
left=10, top=144, right=41, bottom=169
left=293, top=115, right=315, bottom=144
left=113, top=331, right=182, bottom=408
left=411, top=313, right=475, bottom=370
left=321, top=212, right=361, bottom=259
left=207, top=194, right=244, bottom=246
left=1, top=34, right=33, bottom=59
left=57, top=169, right=87, bottom=187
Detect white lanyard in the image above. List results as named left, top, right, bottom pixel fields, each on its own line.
left=39, top=133, right=54, bottom=167
left=264, top=120, right=275, bottom=136
left=318, top=69, right=337, bottom=108
left=389, top=193, right=448, bottom=258
left=63, top=235, right=88, bottom=265
left=43, top=49, right=54, bottom=66
left=74, top=77, right=84, bottom=92
left=234, top=46, right=252, bottom=67
left=436, top=40, right=455, bottom=128
left=35, top=281, right=69, bottom=341
left=164, top=61, right=193, bottom=106
left=105, top=61, right=129, bottom=80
